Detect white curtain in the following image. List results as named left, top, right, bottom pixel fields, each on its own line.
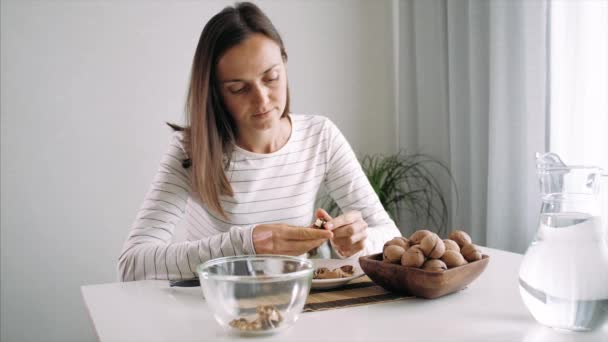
left=549, top=0, right=608, bottom=170
left=396, top=0, right=549, bottom=252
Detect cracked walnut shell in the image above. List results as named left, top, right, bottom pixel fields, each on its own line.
left=313, top=265, right=355, bottom=279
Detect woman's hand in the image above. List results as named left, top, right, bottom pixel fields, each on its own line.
left=252, top=223, right=333, bottom=255
left=316, top=208, right=368, bottom=257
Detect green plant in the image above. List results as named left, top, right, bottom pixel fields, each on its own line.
left=320, top=150, right=457, bottom=237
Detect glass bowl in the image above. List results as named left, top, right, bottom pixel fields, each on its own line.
left=197, top=255, right=313, bottom=335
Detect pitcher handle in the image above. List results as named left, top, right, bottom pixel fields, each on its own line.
left=535, top=152, right=567, bottom=170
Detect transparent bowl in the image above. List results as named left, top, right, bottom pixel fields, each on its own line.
left=197, top=255, right=313, bottom=335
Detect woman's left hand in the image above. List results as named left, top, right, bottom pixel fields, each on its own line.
left=315, top=208, right=368, bottom=257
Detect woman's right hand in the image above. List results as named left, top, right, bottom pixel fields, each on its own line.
left=252, top=223, right=333, bottom=255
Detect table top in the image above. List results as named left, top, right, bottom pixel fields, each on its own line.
left=81, top=247, right=607, bottom=342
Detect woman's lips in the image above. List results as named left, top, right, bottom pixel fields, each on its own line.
left=253, top=109, right=272, bottom=118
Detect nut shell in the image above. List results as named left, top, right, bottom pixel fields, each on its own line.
left=443, top=239, right=460, bottom=252
left=448, top=230, right=472, bottom=248
left=460, top=243, right=482, bottom=262
left=383, top=245, right=405, bottom=263
left=395, top=236, right=410, bottom=248
left=409, top=230, right=433, bottom=245
left=420, top=234, right=446, bottom=259
left=383, top=237, right=408, bottom=251
left=401, top=245, right=426, bottom=268
left=441, top=250, right=468, bottom=268
left=422, top=259, right=447, bottom=272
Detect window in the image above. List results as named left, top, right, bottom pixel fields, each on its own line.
left=550, top=0, right=608, bottom=170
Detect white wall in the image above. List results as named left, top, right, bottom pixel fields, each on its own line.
left=0, top=1, right=396, bottom=341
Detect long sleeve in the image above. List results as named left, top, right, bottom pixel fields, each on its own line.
left=322, top=120, right=401, bottom=257
left=117, top=133, right=256, bottom=281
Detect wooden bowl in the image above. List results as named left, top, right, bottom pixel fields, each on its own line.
left=358, top=253, right=490, bottom=299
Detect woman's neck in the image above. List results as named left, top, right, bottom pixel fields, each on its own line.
left=236, top=116, right=291, bottom=154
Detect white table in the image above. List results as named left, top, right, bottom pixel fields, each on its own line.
left=81, top=248, right=607, bottom=341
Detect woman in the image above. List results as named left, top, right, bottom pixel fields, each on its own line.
left=118, top=2, right=400, bottom=281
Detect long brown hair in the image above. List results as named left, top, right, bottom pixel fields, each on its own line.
left=174, top=2, right=290, bottom=219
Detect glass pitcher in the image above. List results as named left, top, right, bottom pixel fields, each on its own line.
left=518, top=152, right=608, bottom=332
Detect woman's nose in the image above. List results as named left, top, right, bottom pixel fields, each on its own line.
left=251, top=83, right=270, bottom=107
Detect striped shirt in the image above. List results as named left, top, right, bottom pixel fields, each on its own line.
left=118, top=114, right=400, bottom=281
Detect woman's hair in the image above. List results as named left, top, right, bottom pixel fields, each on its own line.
left=175, top=2, right=290, bottom=219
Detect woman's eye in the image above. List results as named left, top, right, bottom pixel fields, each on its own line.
left=229, top=87, right=247, bottom=94
left=265, top=70, right=280, bottom=82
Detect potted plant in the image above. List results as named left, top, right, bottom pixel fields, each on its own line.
left=319, top=151, right=457, bottom=237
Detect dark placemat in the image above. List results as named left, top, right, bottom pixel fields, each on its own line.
left=303, top=276, right=413, bottom=312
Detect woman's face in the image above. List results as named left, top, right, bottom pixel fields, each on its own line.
left=216, top=33, right=288, bottom=134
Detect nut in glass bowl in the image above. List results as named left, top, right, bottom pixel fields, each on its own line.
left=197, top=255, right=313, bottom=335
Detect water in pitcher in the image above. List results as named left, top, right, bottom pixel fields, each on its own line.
left=519, top=211, right=608, bottom=331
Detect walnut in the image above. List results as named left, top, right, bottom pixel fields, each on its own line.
left=229, top=318, right=249, bottom=330
left=313, top=265, right=355, bottom=279
left=313, top=267, right=331, bottom=279
left=409, top=229, right=433, bottom=245
left=442, top=239, right=460, bottom=252
left=256, top=305, right=283, bottom=329
left=460, top=242, right=482, bottom=262
left=420, top=234, right=446, bottom=259
left=308, top=218, right=328, bottom=256
left=229, top=304, right=283, bottom=332
left=339, top=265, right=354, bottom=274
left=395, top=236, right=410, bottom=245
left=383, top=245, right=406, bottom=264
left=383, top=237, right=409, bottom=251
left=314, top=218, right=326, bottom=229
left=401, top=245, right=426, bottom=268
left=441, top=250, right=468, bottom=268
left=448, top=230, right=472, bottom=248
left=422, top=259, right=447, bottom=272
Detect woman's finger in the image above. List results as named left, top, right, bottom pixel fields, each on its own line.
left=349, top=229, right=368, bottom=244
left=332, top=229, right=366, bottom=248
left=347, top=240, right=366, bottom=255
left=281, top=226, right=333, bottom=240
left=333, top=238, right=365, bottom=257
left=279, top=238, right=327, bottom=255
left=326, top=211, right=361, bottom=231
left=315, top=208, right=333, bottom=221
left=332, top=220, right=367, bottom=238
